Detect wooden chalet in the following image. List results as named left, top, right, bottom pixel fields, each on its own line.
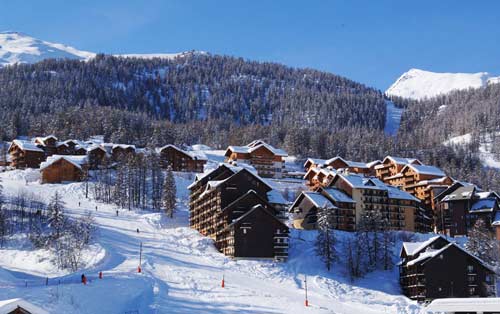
left=34, top=135, right=58, bottom=156
left=110, top=144, right=136, bottom=161
left=327, top=173, right=427, bottom=232
left=40, top=155, right=88, bottom=184
left=0, top=298, right=49, bottom=314
left=158, top=145, right=207, bottom=172
left=188, top=164, right=289, bottom=260
left=410, top=176, right=454, bottom=210
left=86, top=145, right=107, bottom=169
left=400, top=236, right=496, bottom=302
left=224, top=140, right=287, bottom=179
left=303, top=158, right=327, bottom=173
left=375, top=156, right=422, bottom=182
left=8, top=140, right=46, bottom=169
left=435, top=185, right=500, bottom=238
left=289, top=186, right=356, bottom=231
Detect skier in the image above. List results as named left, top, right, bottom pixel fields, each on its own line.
left=81, top=274, right=87, bottom=285
left=136, top=228, right=140, bottom=233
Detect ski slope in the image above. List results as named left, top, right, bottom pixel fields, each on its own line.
left=0, top=168, right=424, bottom=314
left=384, top=100, right=404, bottom=136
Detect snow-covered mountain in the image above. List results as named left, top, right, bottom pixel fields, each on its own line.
left=0, top=31, right=194, bottom=67
left=386, top=68, right=500, bottom=100
left=0, top=31, right=95, bottom=66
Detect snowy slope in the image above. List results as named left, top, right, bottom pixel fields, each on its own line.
left=386, top=68, right=500, bottom=100
left=0, top=166, right=426, bottom=314
left=0, top=31, right=197, bottom=67
left=0, top=31, right=95, bottom=66
left=384, top=100, right=404, bottom=136
left=444, top=132, right=500, bottom=169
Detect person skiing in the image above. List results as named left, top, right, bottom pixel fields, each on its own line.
left=136, top=228, right=140, bottom=233
left=81, top=274, right=87, bottom=285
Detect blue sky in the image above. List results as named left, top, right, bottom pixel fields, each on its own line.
left=1, top=0, right=499, bottom=90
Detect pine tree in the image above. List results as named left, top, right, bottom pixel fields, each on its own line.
left=162, top=167, right=176, bottom=218
left=315, top=206, right=337, bottom=271
left=47, top=192, right=66, bottom=239
left=465, top=218, right=500, bottom=267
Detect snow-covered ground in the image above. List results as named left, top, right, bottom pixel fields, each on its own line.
left=444, top=132, right=500, bottom=169
left=384, top=100, right=404, bottom=136
left=0, top=165, right=425, bottom=313
left=386, top=68, right=500, bottom=100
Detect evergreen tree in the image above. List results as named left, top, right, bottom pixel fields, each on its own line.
left=47, top=192, right=66, bottom=239
left=465, top=218, right=500, bottom=267
left=162, top=167, right=176, bottom=218
left=315, top=205, right=337, bottom=271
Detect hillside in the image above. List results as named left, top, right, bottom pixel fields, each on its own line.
left=386, top=68, right=500, bottom=100
left=0, top=164, right=426, bottom=314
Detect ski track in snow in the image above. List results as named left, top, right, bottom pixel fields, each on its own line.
left=384, top=100, right=403, bottom=136
left=0, top=169, right=425, bottom=313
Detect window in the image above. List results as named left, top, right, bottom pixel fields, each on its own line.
left=468, top=287, right=476, bottom=295
left=467, top=265, right=474, bottom=273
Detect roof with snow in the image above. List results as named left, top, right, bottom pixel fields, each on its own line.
left=112, top=144, right=136, bottom=151
left=470, top=198, right=497, bottom=212
left=35, top=135, right=58, bottom=143
left=406, top=164, right=446, bottom=177
left=386, top=186, right=420, bottom=202
left=321, top=187, right=355, bottom=203
left=158, top=144, right=208, bottom=161
left=377, top=156, right=421, bottom=168
left=0, top=298, right=49, bottom=314
left=402, top=236, right=445, bottom=256
left=303, top=158, right=327, bottom=168
left=441, top=185, right=477, bottom=201
left=225, top=141, right=287, bottom=157
left=302, top=192, right=337, bottom=209
left=336, top=173, right=387, bottom=190
left=9, top=140, right=44, bottom=153
left=40, top=155, right=88, bottom=171
left=426, top=297, right=500, bottom=313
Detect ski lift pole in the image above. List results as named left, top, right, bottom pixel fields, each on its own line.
left=138, top=242, right=143, bottom=273
left=304, top=275, right=309, bottom=307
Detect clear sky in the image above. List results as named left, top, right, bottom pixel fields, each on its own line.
left=1, top=0, right=499, bottom=90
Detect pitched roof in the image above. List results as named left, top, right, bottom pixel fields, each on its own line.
left=303, top=158, right=327, bottom=168
left=442, top=185, right=478, bottom=202
left=321, top=187, right=355, bottom=203
left=402, top=236, right=445, bottom=256
left=406, top=164, right=446, bottom=177
left=386, top=185, right=420, bottom=202
left=225, top=141, right=287, bottom=157
left=0, top=298, right=49, bottom=314
left=9, top=140, right=44, bottom=153
left=40, top=155, right=88, bottom=171
left=470, top=198, right=497, bottom=212
left=158, top=144, right=208, bottom=161
left=335, top=173, right=386, bottom=190
left=302, top=192, right=337, bottom=209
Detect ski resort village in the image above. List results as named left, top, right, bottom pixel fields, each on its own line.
left=0, top=134, right=498, bottom=314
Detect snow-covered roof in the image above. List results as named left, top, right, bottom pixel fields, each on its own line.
left=303, top=158, right=327, bottom=168
left=9, top=140, right=44, bottom=153
left=337, top=173, right=386, bottom=190
left=35, top=135, right=58, bottom=143
left=40, top=155, right=88, bottom=171
left=226, top=141, right=288, bottom=157
left=158, top=144, right=208, bottom=161
left=0, top=298, right=49, bottom=314
left=386, top=186, right=420, bottom=202
left=325, top=156, right=370, bottom=169
left=267, top=189, right=288, bottom=205
left=441, top=185, right=476, bottom=201
left=86, top=144, right=107, bottom=152
left=402, top=236, right=443, bottom=256
left=112, top=144, right=136, bottom=151
left=492, top=211, right=500, bottom=226
left=470, top=198, right=497, bottom=212
left=406, top=164, right=446, bottom=177
left=321, top=188, right=355, bottom=203
left=366, top=160, right=382, bottom=168
left=381, top=156, right=421, bottom=166
left=426, top=297, right=500, bottom=312
left=303, top=192, right=337, bottom=209
left=407, top=247, right=443, bottom=266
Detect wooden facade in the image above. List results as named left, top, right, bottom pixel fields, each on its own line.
left=375, top=156, right=422, bottom=182
left=289, top=187, right=356, bottom=231
left=435, top=185, right=500, bottom=238
left=224, top=141, right=287, bottom=179
left=189, top=164, right=289, bottom=260
left=111, top=145, right=136, bottom=161
left=34, top=135, right=58, bottom=156
left=87, top=146, right=107, bottom=169
left=40, top=156, right=88, bottom=184
left=400, top=237, right=496, bottom=302
left=8, top=141, right=45, bottom=169
left=159, top=145, right=206, bottom=172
